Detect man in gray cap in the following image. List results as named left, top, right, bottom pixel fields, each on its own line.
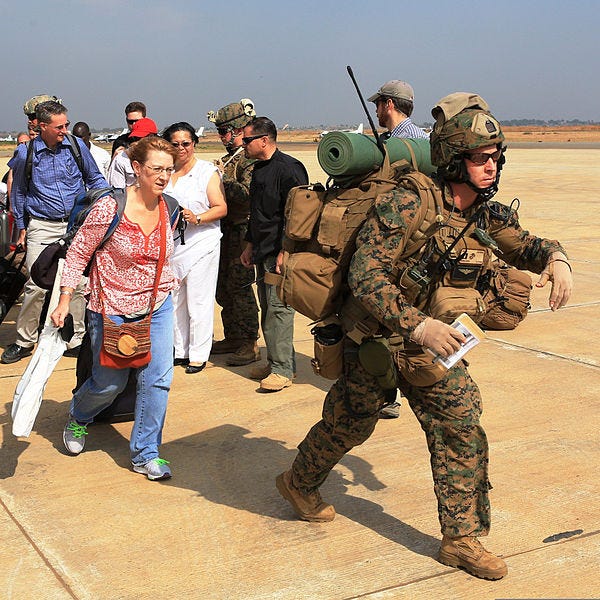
left=368, top=80, right=428, bottom=140
left=369, top=80, right=428, bottom=419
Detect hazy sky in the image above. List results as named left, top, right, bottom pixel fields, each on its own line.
left=2, top=0, right=599, bottom=132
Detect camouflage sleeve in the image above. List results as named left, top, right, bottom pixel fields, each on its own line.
left=222, top=156, right=254, bottom=215
left=348, top=187, right=428, bottom=338
left=488, top=202, right=567, bottom=273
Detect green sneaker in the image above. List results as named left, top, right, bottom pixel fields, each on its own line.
left=133, top=458, right=172, bottom=481
left=63, top=418, right=88, bottom=455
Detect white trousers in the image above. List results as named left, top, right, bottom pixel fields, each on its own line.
left=172, top=243, right=220, bottom=364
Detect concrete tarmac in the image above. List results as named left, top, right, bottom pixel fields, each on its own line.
left=0, top=149, right=598, bottom=599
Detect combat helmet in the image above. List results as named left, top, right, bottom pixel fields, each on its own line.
left=430, top=92, right=505, bottom=198
left=207, top=98, right=256, bottom=131
left=23, top=94, right=62, bottom=118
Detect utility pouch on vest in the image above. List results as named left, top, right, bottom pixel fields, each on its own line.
left=449, top=249, right=485, bottom=286
left=358, top=337, right=398, bottom=390
left=480, top=265, right=532, bottom=330
left=310, top=317, right=344, bottom=380
left=427, top=286, right=487, bottom=324
left=394, top=341, right=449, bottom=387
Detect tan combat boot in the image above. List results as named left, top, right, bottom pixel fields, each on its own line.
left=276, top=470, right=335, bottom=522
left=260, top=373, right=293, bottom=392
left=226, top=340, right=261, bottom=366
left=211, top=338, right=243, bottom=354
left=438, top=535, right=508, bottom=580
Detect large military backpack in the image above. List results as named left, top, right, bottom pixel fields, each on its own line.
left=275, top=156, right=442, bottom=322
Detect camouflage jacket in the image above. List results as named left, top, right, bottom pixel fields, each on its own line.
left=348, top=181, right=566, bottom=339
left=220, top=148, right=255, bottom=225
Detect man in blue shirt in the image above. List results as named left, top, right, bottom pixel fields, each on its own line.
left=1, top=100, right=107, bottom=364
left=369, top=80, right=429, bottom=140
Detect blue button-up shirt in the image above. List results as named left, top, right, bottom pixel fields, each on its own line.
left=383, top=117, right=429, bottom=140
left=8, top=134, right=108, bottom=230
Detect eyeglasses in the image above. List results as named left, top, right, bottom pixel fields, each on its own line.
left=241, top=134, right=267, bottom=145
left=143, top=164, right=175, bottom=176
left=126, top=118, right=140, bottom=126
left=171, top=140, right=193, bottom=148
left=465, top=149, right=503, bottom=165
left=216, top=127, right=230, bottom=136
left=45, top=121, right=70, bottom=131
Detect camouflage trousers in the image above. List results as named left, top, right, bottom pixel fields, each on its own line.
left=292, top=339, right=491, bottom=537
left=215, top=222, right=259, bottom=341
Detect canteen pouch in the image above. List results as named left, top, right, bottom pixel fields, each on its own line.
left=100, top=314, right=152, bottom=369
left=427, top=286, right=486, bottom=324
left=358, top=337, right=398, bottom=390
left=480, top=266, right=532, bottom=330
left=311, top=318, right=344, bottom=380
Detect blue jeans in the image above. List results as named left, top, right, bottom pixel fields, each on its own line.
left=70, top=296, right=174, bottom=466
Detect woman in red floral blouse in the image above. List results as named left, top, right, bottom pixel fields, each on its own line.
left=51, top=136, right=179, bottom=481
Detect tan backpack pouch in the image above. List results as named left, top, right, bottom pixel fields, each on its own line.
left=279, top=251, right=341, bottom=321
left=284, top=187, right=324, bottom=241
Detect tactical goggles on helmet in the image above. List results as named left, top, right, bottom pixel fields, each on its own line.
left=464, top=148, right=504, bottom=165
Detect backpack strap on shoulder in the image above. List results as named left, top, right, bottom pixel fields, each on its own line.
left=25, top=139, right=35, bottom=192
left=64, top=133, right=85, bottom=178
left=162, top=192, right=181, bottom=228
left=390, top=171, right=444, bottom=279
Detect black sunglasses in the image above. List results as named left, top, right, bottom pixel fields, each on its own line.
left=216, top=127, right=230, bottom=136
left=126, top=118, right=140, bottom=126
left=242, top=134, right=266, bottom=145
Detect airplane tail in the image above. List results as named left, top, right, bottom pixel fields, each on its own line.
left=356, top=123, right=364, bottom=134
left=195, top=126, right=205, bottom=137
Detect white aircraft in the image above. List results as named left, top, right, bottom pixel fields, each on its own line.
left=319, top=123, right=364, bottom=139
left=0, top=134, right=15, bottom=142
left=94, top=128, right=128, bottom=143
left=195, top=126, right=205, bottom=138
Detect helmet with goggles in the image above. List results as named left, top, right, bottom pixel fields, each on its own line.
left=430, top=92, right=505, bottom=198
left=207, top=98, right=256, bottom=132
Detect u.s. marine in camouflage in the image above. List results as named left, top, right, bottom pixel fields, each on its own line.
left=209, top=100, right=260, bottom=364
left=276, top=93, right=573, bottom=581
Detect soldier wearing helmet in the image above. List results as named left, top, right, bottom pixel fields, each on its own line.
left=275, top=93, right=573, bottom=581
left=207, top=99, right=260, bottom=365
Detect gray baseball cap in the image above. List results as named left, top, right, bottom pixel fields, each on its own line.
left=368, top=80, right=415, bottom=103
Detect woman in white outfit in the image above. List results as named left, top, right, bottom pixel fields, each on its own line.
left=163, top=122, right=227, bottom=373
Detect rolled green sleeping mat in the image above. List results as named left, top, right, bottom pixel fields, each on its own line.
left=317, top=132, right=434, bottom=178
